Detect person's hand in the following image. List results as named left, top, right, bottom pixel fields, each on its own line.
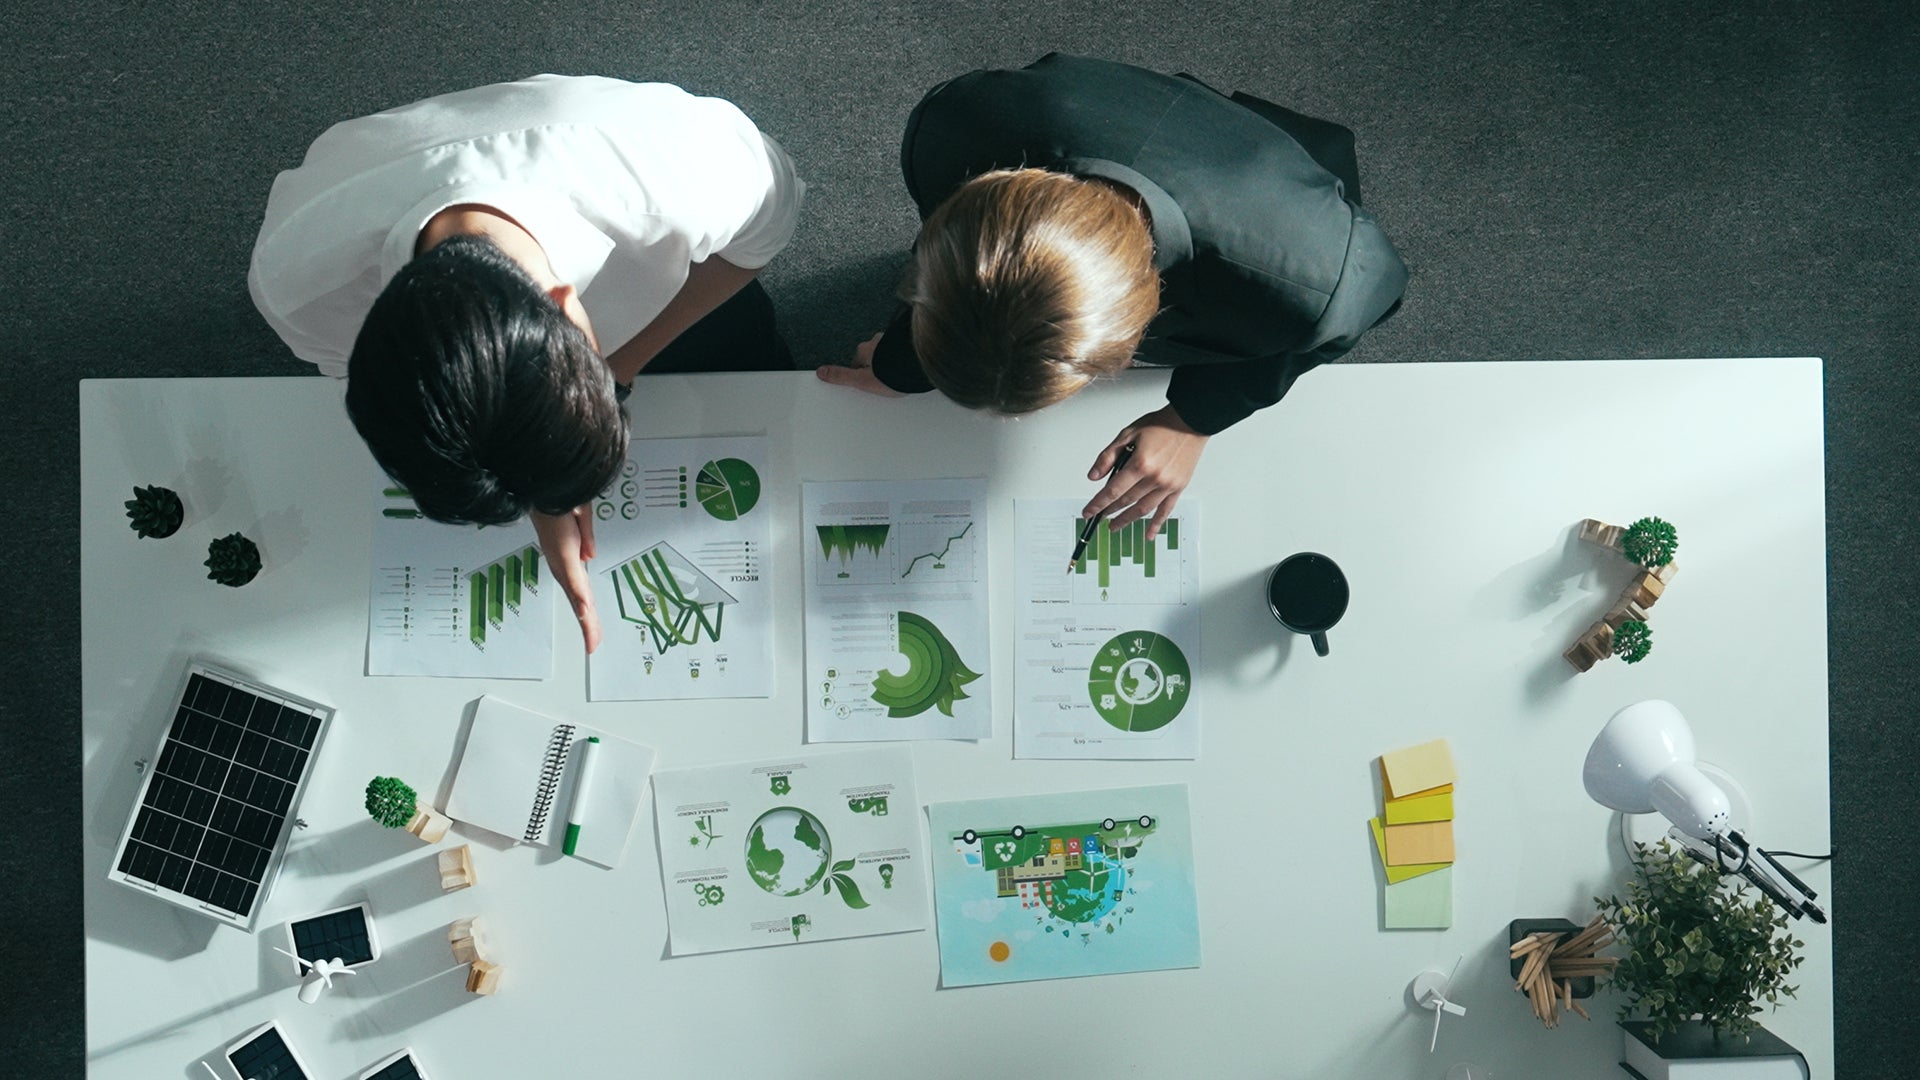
left=814, top=332, right=905, bottom=397
left=1082, top=405, right=1211, bottom=539
left=531, top=506, right=602, bottom=653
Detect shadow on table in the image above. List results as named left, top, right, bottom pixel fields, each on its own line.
left=89, top=938, right=280, bottom=1070
left=1203, top=565, right=1295, bottom=686
left=1476, top=523, right=1642, bottom=708
left=322, top=848, right=446, bottom=916
left=329, top=925, right=478, bottom=1043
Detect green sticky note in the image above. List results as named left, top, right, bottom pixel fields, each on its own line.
left=1384, top=866, right=1453, bottom=929
left=1369, top=817, right=1450, bottom=883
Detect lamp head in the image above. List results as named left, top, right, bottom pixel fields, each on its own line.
left=1582, top=700, right=1731, bottom=840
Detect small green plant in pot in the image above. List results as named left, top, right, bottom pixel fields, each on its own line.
left=1594, top=840, right=1803, bottom=1041
left=364, top=775, right=450, bottom=843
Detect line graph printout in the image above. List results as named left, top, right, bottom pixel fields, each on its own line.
left=368, top=483, right=554, bottom=679
left=587, top=436, right=772, bottom=700
left=804, top=479, right=990, bottom=742
left=1014, top=499, right=1201, bottom=759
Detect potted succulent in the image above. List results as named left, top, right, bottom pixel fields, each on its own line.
left=124, top=485, right=184, bottom=539
left=365, top=776, right=451, bottom=843
left=1595, top=841, right=1805, bottom=1063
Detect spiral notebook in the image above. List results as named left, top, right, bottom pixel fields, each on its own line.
left=445, top=696, right=655, bottom=868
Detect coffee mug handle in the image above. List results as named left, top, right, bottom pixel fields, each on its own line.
left=1311, top=631, right=1330, bottom=657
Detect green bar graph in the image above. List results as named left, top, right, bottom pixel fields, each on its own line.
left=1070, top=516, right=1181, bottom=587
left=470, top=572, right=487, bottom=647
left=488, top=564, right=505, bottom=625
left=524, top=548, right=539, bottom=589
left=506, top=553, right=522, bottom=609
left=1166, top=519, right=1179, bottom=550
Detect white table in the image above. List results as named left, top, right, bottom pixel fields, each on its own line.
left=82, top=360, right=1832, bottom=1079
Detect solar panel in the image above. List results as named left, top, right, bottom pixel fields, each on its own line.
left=359, top=1048, right=432, bottom=1080
left=287, top=902, right=380, bottom=970
left=110, top=662, right=332, bottom=930
left=224, top=1020, right=313, bottom=1080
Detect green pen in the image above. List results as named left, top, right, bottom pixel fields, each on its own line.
left=562, top=736, right=602, bottom=856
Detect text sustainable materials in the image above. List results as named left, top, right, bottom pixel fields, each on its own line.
left=652, top=747, right=927, bottom=954
left=1013, top=499, right=1201, bottom=758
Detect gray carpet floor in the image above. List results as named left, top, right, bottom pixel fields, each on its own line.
left=5, top=1, right=1915, bottom=1074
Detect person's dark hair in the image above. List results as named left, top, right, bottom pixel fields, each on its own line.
left=903, top=169, right=1159, bottom=414
left=345, top=235, right=626, bottom=525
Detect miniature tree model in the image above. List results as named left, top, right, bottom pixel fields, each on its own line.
left=1612, top=620, right=1653, bottom=664
left=124, top=485, right=184, bottom=539
left=1596, top=841, right=1803, bottom=1040
left=364, top=775, right=450, bottom=843
left=204, top=532, right=262, bottom=587
left=1620, top=517, right=1680, bottom=569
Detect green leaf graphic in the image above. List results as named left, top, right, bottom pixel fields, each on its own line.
left=832, top=873, right=870, bottom=909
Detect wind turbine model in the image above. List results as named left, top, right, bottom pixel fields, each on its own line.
left=273, top=945, right=356, bottom=1004
left=1410, top=956, right=1467, bottom=1053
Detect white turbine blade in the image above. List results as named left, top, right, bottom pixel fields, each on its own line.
left=1429, top=998, right=1443, bottom=1052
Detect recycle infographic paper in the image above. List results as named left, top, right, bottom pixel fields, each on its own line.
left=1013, top=499, right=1201, bottom=758
left=587, top=437, right=772, bottom=700
left=652, top=747, right=928, bottom=955
left=803, top=479, right=990, bottom=741
left=927, top=783, right=1201, bottom=987
left=367, top=483, right=554, bottom=679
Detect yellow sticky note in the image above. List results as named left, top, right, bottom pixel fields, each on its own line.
left=1369, top=818, right=1449, bottom=883
left=1387, top=783, right=1452, bottom=802
left=1384, top=790, right=1454, bottom=825
left=1384, top=820, right=1455, bottom=865
left=1380, top=739, right=1456, bottom=799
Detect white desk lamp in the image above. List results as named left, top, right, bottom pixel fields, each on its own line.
left=1582, top=700, right=1825, bottom=922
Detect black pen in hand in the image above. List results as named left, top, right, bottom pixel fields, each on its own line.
left=1066, top=443, right=1137, bottom=573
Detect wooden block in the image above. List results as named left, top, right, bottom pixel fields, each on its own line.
left=407, top=805, right=452, bottom=843
left=438, top=844, right=476, bottom=892
left=466, top=959, right=502, bottom=995
left=1383, top=820, right=1454, bottom=865
left=1653, top=560, right=1678, bottom=584
left=1577, top=519, right=1624, bottom=549
left=449, top=916, right=488, bottom=964
left=1563, top=622, right=1614, bottom=671
left=1622, top=570, right=1666, bottom=609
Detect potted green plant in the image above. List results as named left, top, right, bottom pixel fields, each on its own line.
left=1595, top=841, right=1804, bottom=1061
left=1620, top=517, right=1680, bottom=569
left=364, top=776, right=450, bottom=843
left=1612, top=620, right=1653, bottom=664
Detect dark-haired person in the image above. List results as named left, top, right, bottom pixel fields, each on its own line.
left=249, top=75, right=804, bottom=651
left=819, top=54, right=1407, bottom=536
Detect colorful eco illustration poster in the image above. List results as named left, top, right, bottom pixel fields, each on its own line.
left=928, top=784, right=1201, bottom=987
left=367, top=482, right=554, bottom=679
left=652, top=746, right=927, bottom=955
left=587, top=436, right=772, bottom=700
left=802, top=478, right=990, bottom=741
left=1013, top=499, right=1202, bottom=758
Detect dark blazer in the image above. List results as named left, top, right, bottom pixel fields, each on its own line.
left=872, top=53, right=1409, bottom=435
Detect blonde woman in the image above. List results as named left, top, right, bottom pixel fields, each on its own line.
left=820, top=53, right=1407, bottom=536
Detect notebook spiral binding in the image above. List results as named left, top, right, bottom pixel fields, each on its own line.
left=525, top=723, right=577, bottom=844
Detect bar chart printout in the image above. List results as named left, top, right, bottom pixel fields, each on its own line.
left=1014, top=499, right=1201, bottom=759
left=803, top=478, right=991, bottom=742
left=368, top=483, right=555, bottom=679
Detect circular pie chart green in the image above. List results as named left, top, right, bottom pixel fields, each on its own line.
left=1087, top=631, right=1191, bottom=732
left=695, top=458, right=760, bottom=520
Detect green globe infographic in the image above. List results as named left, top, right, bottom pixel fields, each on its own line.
left=695, top=458, right=761, bottom=521
left=871, top=611, right=981, bottom=718
left=1087, top=631, right=1191, bottom=732
left=744, top=807, right=831, bottom=897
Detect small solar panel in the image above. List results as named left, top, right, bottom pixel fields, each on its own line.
left=110, top=662, right=332, bottom=929
left=288, top=903, right=379, bottom=969
left=224, top=1020, right=313, bottom=1080
left=359, top=1048, right=431, bottom=1080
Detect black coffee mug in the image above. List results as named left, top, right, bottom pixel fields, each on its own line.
left=1267, top=552, right=1349, bottom=657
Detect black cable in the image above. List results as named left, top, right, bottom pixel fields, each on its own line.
left=1761, top=849, right=1833, bottom=861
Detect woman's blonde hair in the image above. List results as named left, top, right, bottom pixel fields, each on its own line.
left=903, top=169, right=1159, bottom=414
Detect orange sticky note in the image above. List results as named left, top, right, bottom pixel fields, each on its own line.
left=1384, top=790, right=1454, bottom=825
left=1381, top=739, right=1456, bottom=799
left=1383, top=820, right=1454, bottom=865
left=1370, top=817, right=1449, bottom=883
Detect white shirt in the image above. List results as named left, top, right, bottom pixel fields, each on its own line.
left=248, top=75, right=805, bottom=376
